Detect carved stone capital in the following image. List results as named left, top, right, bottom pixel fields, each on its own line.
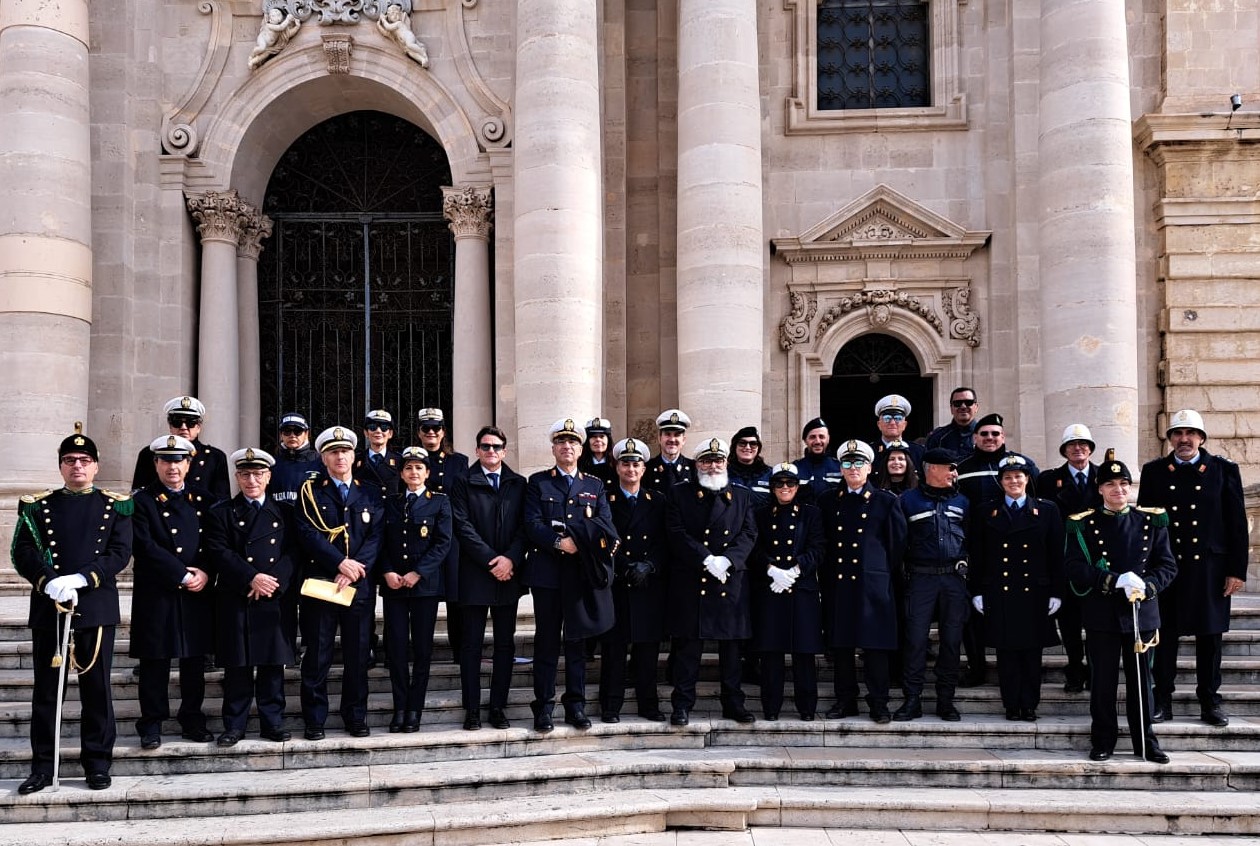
left=237, top=209, right=274, bottom=260
left=943, top=285, right=981, bottom=348
left=442, top=185, right=493, bottom=239
left=779, top=290, right=817, bottom=351
left=322, top=32, right=354, bottom=74
left=187, top=190, right=251, bottom=244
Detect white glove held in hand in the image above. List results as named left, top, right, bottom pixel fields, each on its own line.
left=703, top=555, right=730, bottom=584
left=45, top=574, right=87, bottom=603
left=1115, top=571, right=1146, bottom=601
left=769, top=582, right=787, bottom=594
left=971, top=595, right=984, bottom=614
left=1048, top=597, right=1062, bottom=615
left=769, top=567, right=795, bottom=591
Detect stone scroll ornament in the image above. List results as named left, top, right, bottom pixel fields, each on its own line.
left=778, top=291, right=817, bottom=351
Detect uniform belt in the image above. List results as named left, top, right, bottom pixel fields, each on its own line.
left=910, top=565, right=955, bottom=575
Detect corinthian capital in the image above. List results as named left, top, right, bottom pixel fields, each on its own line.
left=237, top=208, right=275, bottom=260
left=442, top=185, right=493, bottom=239
left=187, top=190, right=251, bottom=244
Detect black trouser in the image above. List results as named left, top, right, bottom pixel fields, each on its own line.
left=530, top=587, right=588, bottom=712
left=222, top=665, right=286, bottom=733
left=136, top=655, right=207, bottom=738
left=760, top=651, right=817, bottom=717
left=1056, top=591, right=1087, bottom=669
left=445, top=600, right=464, bottom=662
left=833, top=647, right=892, bottom=709
left=1154, top=629, right=1223, bottom=709
left=599, top=634, right=661, bottom=716
left=1087, top=628, right=1159, bottom=755
left=460, top=603, right=518, bottom=711
left=670, top=638, right=744, bottom=711
left=903, top=571, right=967, bottom=700
left=383, top=594, right=440, bottom=713
left=299, top=589, right=374, bottom=728
left=962, top=613, right=986, bottom=673
left=30, top=625, right=116, bottom=778
left=995, top=647, right=1042, bottom=711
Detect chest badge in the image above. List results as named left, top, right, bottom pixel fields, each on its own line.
left=420, top=525, right=429, bottom=537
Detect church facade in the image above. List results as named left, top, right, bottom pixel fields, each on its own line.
left=0, top=0, right=1257, bottom=503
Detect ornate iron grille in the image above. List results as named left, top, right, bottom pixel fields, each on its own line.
left=258, top=111, right=454, bottom=443
left=818, top=0, right=929, bottom=110
left=822, top=332, right=934, bottom=442
left=831, top=332, right=921, bottom=377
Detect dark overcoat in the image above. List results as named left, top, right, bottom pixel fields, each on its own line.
left=423, top=448, right=469, bottom=601
left=450, top=464, right=527, bottom=607
left=751, top=499, right=824, bottom=653
left=606, top=487, right=668, bottom=643
left=381, top=489, right=452, bottom=598
left=353, top=448, right=404, bottom=501
left=1040, top=462, right=1103, bottom=521
left=1065, top=507, right=1178, bottom=634
left=133, top=439, right=229, bottom=501
left=644, top=454, right=695, bottom=494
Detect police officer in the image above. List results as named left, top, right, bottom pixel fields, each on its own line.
left=294, top=426, right=384, bottom=739
left=599, top=437, right=669, bottom=722
left=871, top=394, right=925, bottom=474
left=969, top=454, right=1065, bottom=722
left=12, top=426, right=133, bottom=793
left=795, top=418, right=842, bottom=502
left=132, top=395, right=230, bottom=500
left=130, top=435, right=216, bottom=749
left=1066, top=453, right=1176, bottom=763
left=924, top=386, right=981, bottom=459
left=578, top=417, right=616, bottom=486
left=646, top=409, right=695, bottom=493
left=354, top=409, right=403, bottom=501
left=1138, top=409, right=1248, bottom=727
left=522, top=418, right=619, bottom=732
left=269, top=411, right=321, bottom=504
left=381, top=446, right=452, bottom=731
left=894, top=448, right=970, bottom=722
left=751, top=462, right=824, bottom=721
left=202, top=448, right=298, bottom=745
left=665, top=437, right=759, bottom=725
left=818, top=440, right=908, bottom=722
left=1039, top=423, right=1102, bottom=693
left=451, top=425, right=527, bottom=730
left=728, top=426, right=771, bottom=504
left=415, top=408, right=470, bottom=663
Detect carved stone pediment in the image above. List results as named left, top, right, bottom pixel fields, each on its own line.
left=771, top=184, right=990, bottom=263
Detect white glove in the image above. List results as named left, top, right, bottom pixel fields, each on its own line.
left=769, top=567, right=795, bottom=591
left=712, top=556, right=732, bottom=579
left=703, top=555, right=729, bottom=584
left=1115, top=571, right=1146, bottom=601
left=45, top=574, right=87, bottom=603
left=1048, top=597, right=1062, bottom=615
left=769, top=581, right=787, bottom=594
left=971, top=595, right=984, bottom=614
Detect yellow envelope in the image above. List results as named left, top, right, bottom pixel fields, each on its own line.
left=300, top=577, right=356, bottom=607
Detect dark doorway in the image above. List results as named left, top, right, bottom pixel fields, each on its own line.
left=257, top=110, right=454, bottom=448
left=819, top=333, right=934, bottom=447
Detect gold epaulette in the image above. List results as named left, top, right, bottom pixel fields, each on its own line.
left=1068, top=509, right=1095, bottom=521
left=19, top=490, right=54, bottom=505
left=100, top=489, right=132, bottom=502
left=1135, top=506, right=1166, bottom=515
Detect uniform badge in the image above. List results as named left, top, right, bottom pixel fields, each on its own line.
left=585, top=505, right=593, bottom=519
left=420, top=525, right=429, bottom=537
left=362, top=510, right=371, bottom=524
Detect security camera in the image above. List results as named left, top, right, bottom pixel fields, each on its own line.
left=1231, top=94, right=1243, bottom=111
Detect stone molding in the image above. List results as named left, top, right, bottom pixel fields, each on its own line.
left=161, top=1, right=235, bottom=156
left=322, top=32, right=354, bottom=73
left=187, top=189, right=253, bottom=244
left=442, top=185, right=493, bottom=239
left=237, top=208, right=274, bottom=259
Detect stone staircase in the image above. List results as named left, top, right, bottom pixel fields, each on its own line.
left=1, top=592, right=1259, bottom=844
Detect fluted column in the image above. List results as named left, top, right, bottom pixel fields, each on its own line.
left=237, top=207, right=272, bottom=449
left=1038, top=0, right=1138, bottom=460
left=513, top=0, right=603, bottom=470
left=444, top=185, right=494, bottom=455
left=188, top=190, right=247, bottom=456
left=0, top=0, right=92, bottom=496
left=675, top=0, right=764, bottom=444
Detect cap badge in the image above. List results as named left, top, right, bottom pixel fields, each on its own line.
left=167, top=436, right=177, bottom=449
left=564, top=419, right=575, bottom=431
left=180, top=396, right=192, bottom=409
left=73, top=436, right=85, bottom=446
left=1110, top=463, right=1120, bottom=473
left=245, top=448, right=256, bottom=461
left=670, top=413, right=680, bottom=425
left=710, top=438, right=720, bottom=452
left=334, top=427, right=344, bottom=439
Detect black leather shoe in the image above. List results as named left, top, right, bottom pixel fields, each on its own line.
left=1201, top=706, right=1229, bottom=727
left=637, top=708, right=666, bottom=722
left=565, top=708, right=592, bottom=730
left=601, top=711, right=620, bottom=724
left=217, top=730, right=244, bottom=747
left=18, top=772, right=51, bottom=795
left=534, top=711, right=554, bottom=733
left=346, top=722, right=371, bottom=738
left=799, top=712, right=816, bottom=721
left=85, top=772, right=112, bottom=790
left=1144, top=745, right=1170, bottom=765
left=936, top=702, right=961, bottom=722
left=1089, top=747, right=1112, bottom=761
left=463, top=710, right=482, bottom=731
left=181, top=726, right=215, bottom=743
left=403, top=711, right=421, bottom=732
left=670, top=708, right=689, bottom=726
left=1005, top=709, right=1021, bottom=721
left=1150, top=699, right=1173, bottom=723
left=763, top=712, right=779, bottom=721
left=1063, top=663, right=1087, bottom=693
left=892, top=697, right=922, bottom=721
left=260, top=727, right=291, bottom=743
left=389, top=710, right=405, bottom=733
left=141, top=734, right=162, bottom=750
left=958, top=668, right=986, bottom=688
left=489, top=708, right=510, bottom=729
left=825, top=700, right=859, bottom=719
left=1021, top=709, right=1038, bottom=722
left=870, top=706, right=891, bottom=725
left=722, top=706, right=756, bottom=724
left=304, top=726, right=325, bottom=741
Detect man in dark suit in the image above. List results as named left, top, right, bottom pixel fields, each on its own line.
left=645, top=408, right=695, bottom=493
left=522, top=418, right=619, bottom=732
left=450, top=425, right=527, bottom=730
left=132, top=395, right=230, bottom=500
left=130, top=435, right=216, bottom=749
left=1138, top=409, right=1248, bottom=727
left=12, top=426, right=133, bottom=793
left=202, top=447, right=299, bottom=745
left=1039, top=423, right=1102, bottom=692
left=294, top=426, right=384, bottom=739
left=665, top=437, right=759, bottom=726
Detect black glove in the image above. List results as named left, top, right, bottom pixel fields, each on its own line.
left=624, top=560, right=656, bottom=588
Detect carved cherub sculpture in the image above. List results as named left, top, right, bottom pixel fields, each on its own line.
left=377, top=3, right=428, bottom=68
left=249, top=6, right=302, bottom=71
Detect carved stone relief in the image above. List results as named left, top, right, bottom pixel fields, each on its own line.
left=442, top=185, right=493, bottom=239
left=778, top=291, right=817, bottom=351
left=322, top=33, right=354, bottom=73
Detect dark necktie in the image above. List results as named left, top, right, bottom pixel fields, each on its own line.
left=626, top=494, right=637, bottom=508
left=1076, top=472, right=1088, bottom=493
left=489, top=473, right=499, bottom=491
left=251, top=499, right=263, bottom=512
left=563, top=474, right=573, bottom=492
left=371, top=453, right=382, bottom=466
left=406, top=492, right=418, bottom=507
left=338, top=482, right=349, bottom=502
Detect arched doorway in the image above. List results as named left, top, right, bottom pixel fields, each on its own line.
left=819, top=333, right=934, bottom=445
left=257, top=110, right=454, bottom=442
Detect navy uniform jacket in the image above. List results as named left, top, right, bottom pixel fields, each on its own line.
left=295, top=475, right=384, bottom=590
left=645, top=454, right=695, bottom=494
left=956, top=448, right=1041, bottom=507
left=1137, top=449, right=1248, bottom=634
left=606, top=487, right=668, bottom=643
left=794, top=453, right=842, bottom=503
left=133, top=439, right=230, bottom=501
left=578, top=455, right=616, bottom=488
left=268, top=445, right=321, bottom=504
left=450, top=464, right=528, bottom=607
left=382, top=488, right=452, bottom=599
left=423, top=448, right=469, bottom=602
left=818, top=485, right=908, bottom=651
left=353, top=448, right=404, bottom=501
left=872, top=438, right=926, bottom=477
left=523, top=468, right=618, bottom=639
left=751, top=499, right=824, bottom=654
left=924, top=421, right=977, bottom=459
left=12, top=487, right=133, bottom=631
left=202, top=495, right=298, bottom=667
left=129, top=483, right=216, bottom=659
left=969, top=496, right=1065, bottom=650
left=1041, top=462, right=1103, bottom=525
left=665, top=481, right=758, bottom=640
left=1065, top=507, right=1177, bottom=634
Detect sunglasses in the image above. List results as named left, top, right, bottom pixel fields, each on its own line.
left=771, top=479, right=798, bottom=488
left=478, top=442, right=505, bottom=452
left=880, top=413, right=905, bottom=423
left=977, top=430, right=1003, bottom=438
left=950, top=399, right=977, bottom=408
left=840, top=459, right=868, bottom=469
left=734, top=440, right=759, bottom=448
left=60, top=456, right=95, bottom=466
left=279, top=427, right=306, bottom=436
left=364, top=423, right=393, bottom=432
left=168, top=415, right=201, bottom=427
left=419, top=424, right=443, bottom=433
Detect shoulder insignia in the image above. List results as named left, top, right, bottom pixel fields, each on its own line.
left=725, top=491, right=732, bottom=502
left=19, top=490, right=54, bottom=505
left=1135, top=506, right=1166, bottom=515
left=389, top=459, right=396, bottom=467
left=424, top=490, right=432, bottom=499
left=990, top=508, right=999, bottom=518
left=1031, top=507, right=1040, bottom=517
left=1068, top=509, right=1095, bottom=521
left=643, top=491, right=653, bottom=501
left=1199, top=463, right=1207, bottom=473
left=101, top=489, right=134, bottom=516
left=1055, top=478, right=1063, bottom=488
left=157, top=492, right=168, bottom=503
left=607, top=493, right=617, bottom=503
left=101, top=489, right=131, bottom=503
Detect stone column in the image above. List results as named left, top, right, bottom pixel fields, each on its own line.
left=1038, top=0, right=1139, bottom=461
left=443, top=185, right=494, bottom=456
left=0, top=0, right=92, bottom=496
left=188, top=190, right=247, bottom=456
left=675, top=0, right=764, bottom=444
left=513, top=0, right=604, bottom=470
left=237, top=207, right=272, bottom=449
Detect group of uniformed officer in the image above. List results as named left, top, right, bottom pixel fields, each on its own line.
left=10, top=389, right=1249, bottom=791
